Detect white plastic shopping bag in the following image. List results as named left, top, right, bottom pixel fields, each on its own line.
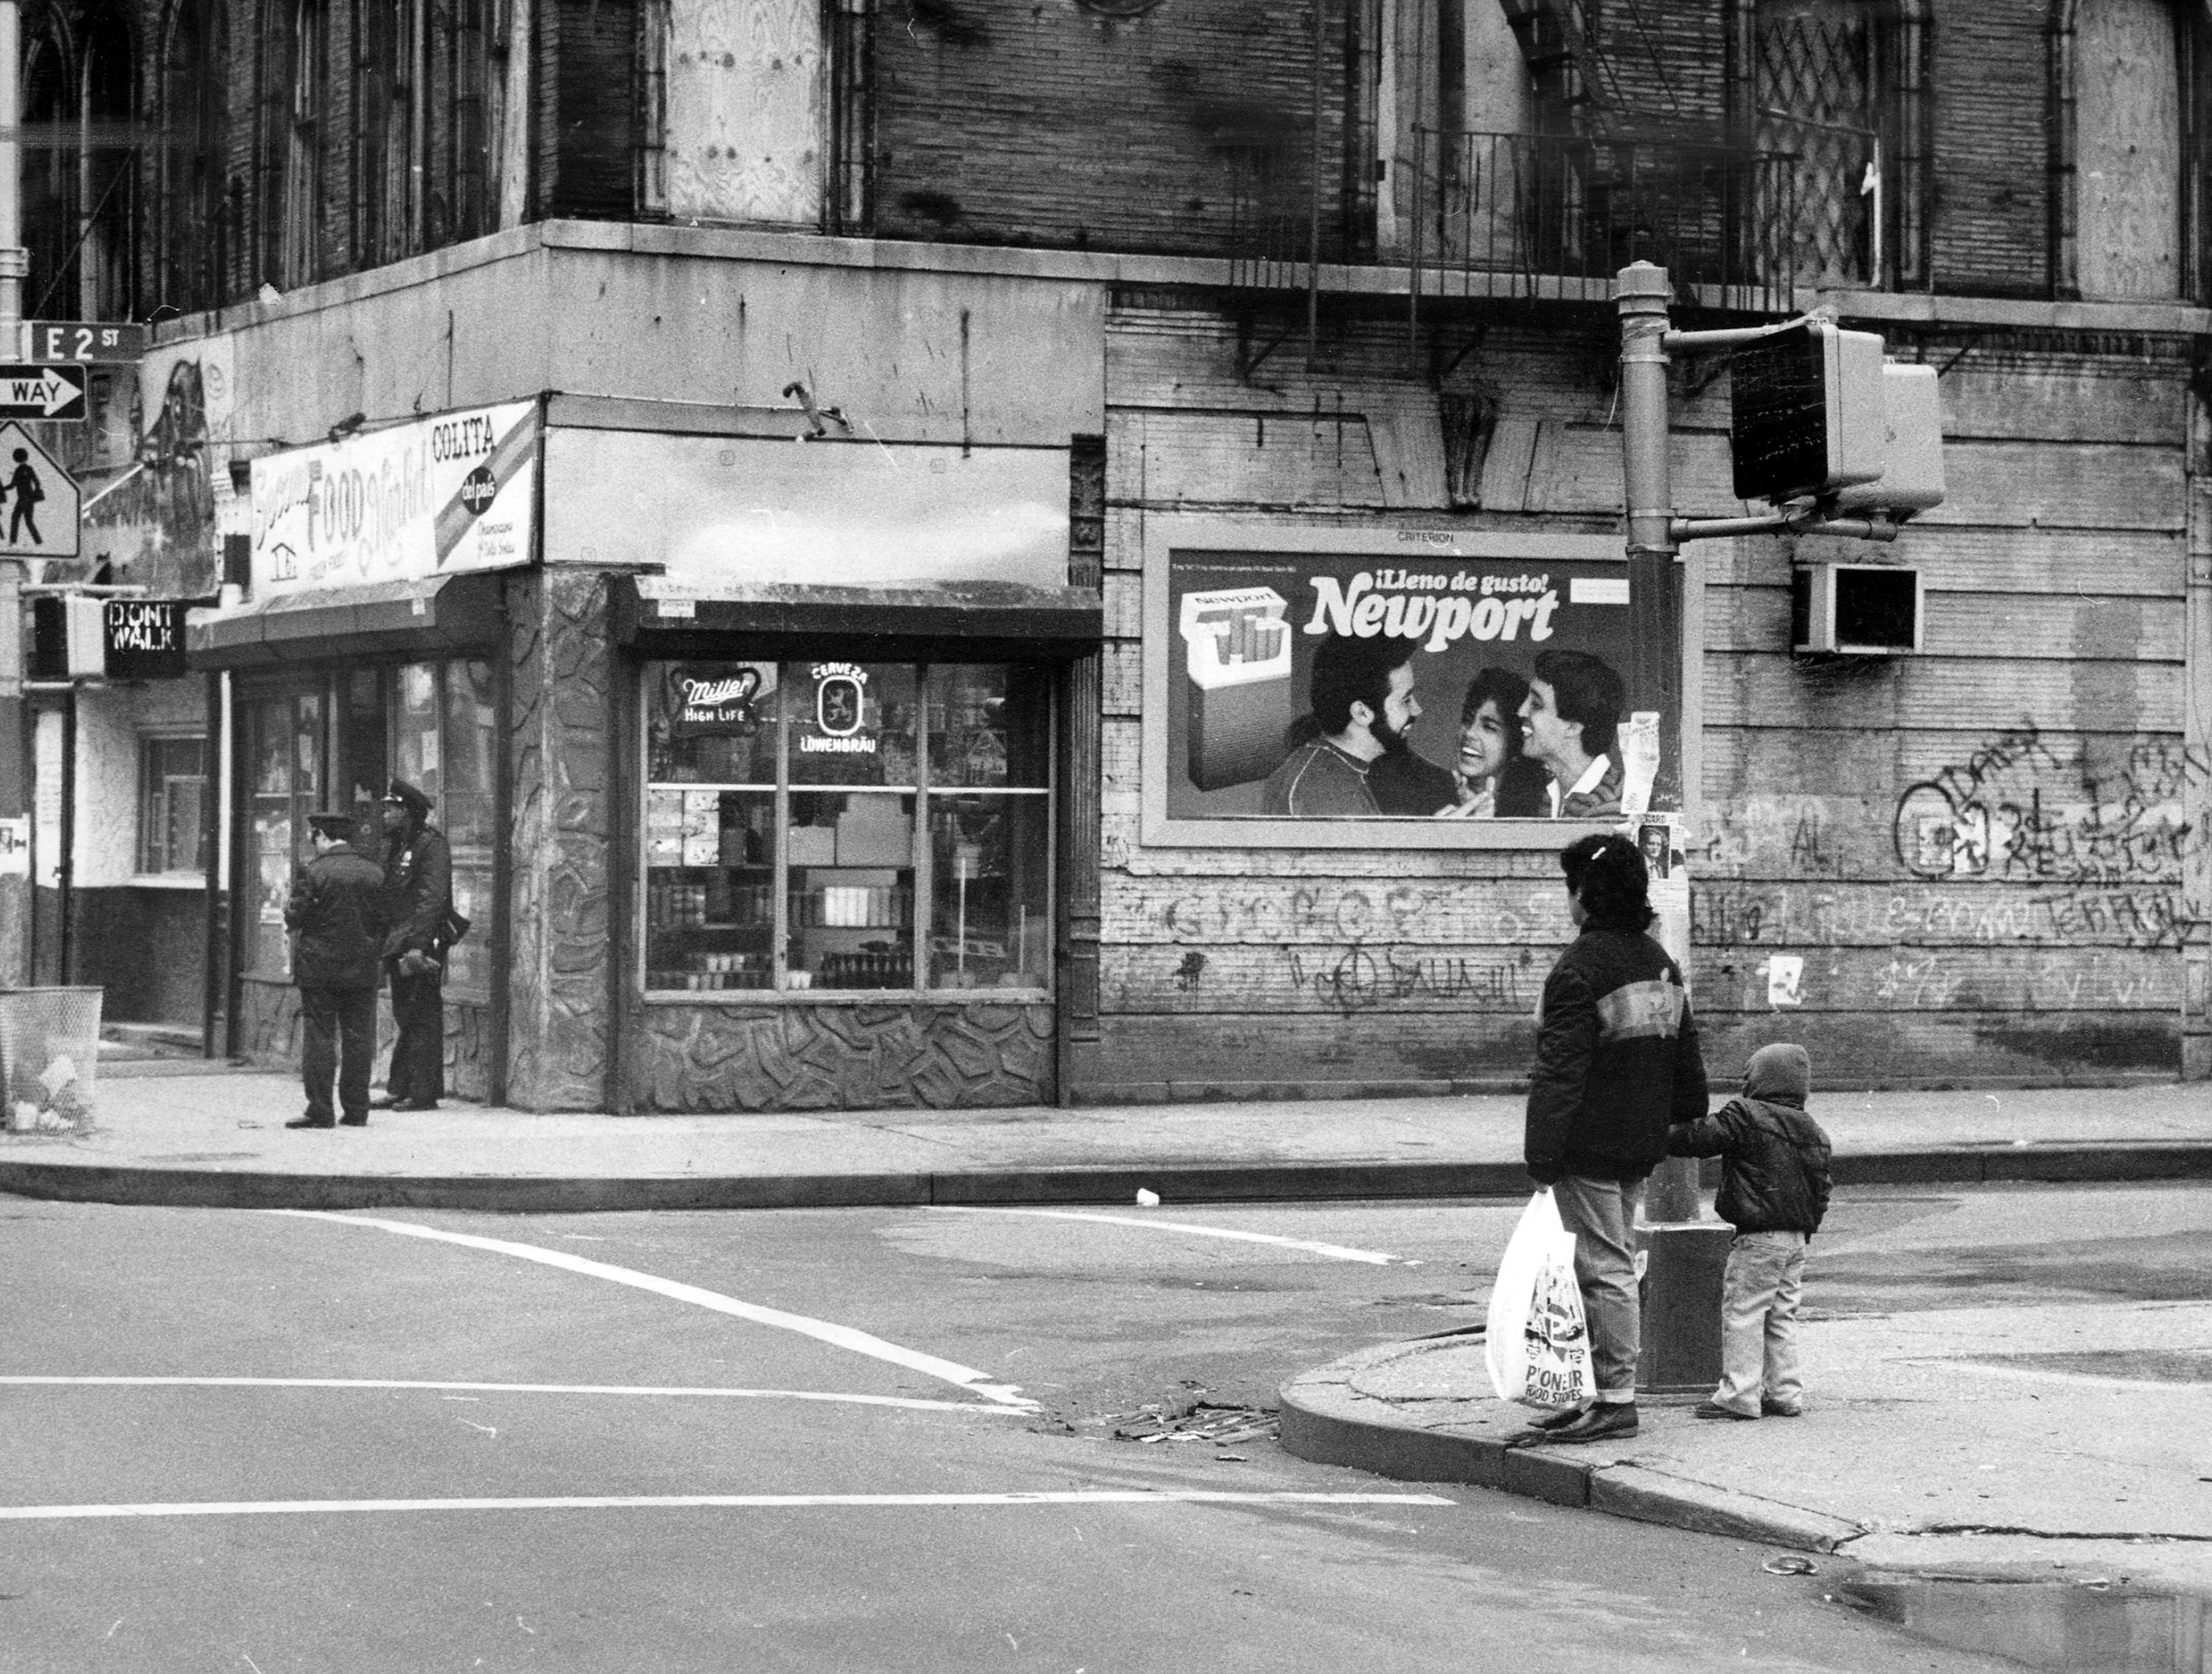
left=1484, top=1189, right=1593, bottom=1409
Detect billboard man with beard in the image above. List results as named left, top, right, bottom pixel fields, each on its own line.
left=1262, top=634, right=1425, bottom=817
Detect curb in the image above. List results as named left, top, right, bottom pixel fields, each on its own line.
left=4, top=1142, right=2212, bottom=1213
left=1278, top=1363, right=1864, bottom=1555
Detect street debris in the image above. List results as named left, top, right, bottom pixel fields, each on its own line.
left=1762, top=1556, right=1818, bottom=1576
left=1105, top=1397, right=1279, bottom=1446
left=1135, top=1189, right=1161, bottom=1206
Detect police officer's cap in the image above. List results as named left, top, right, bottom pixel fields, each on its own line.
left=382, top=779, right=434, bottom=816
left=306, top=810, right=356, bottom=837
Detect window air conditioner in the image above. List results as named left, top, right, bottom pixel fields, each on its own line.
left=1792, top=563, right=1923, bottom=656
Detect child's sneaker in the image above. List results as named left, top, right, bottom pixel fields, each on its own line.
left=1693, top=1400, right=1756, bottom=1420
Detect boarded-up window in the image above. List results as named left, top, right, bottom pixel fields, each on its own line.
left=280, top=0, right=329, bottom=288
left=2076, top=0, right=2181, bottom=299
left=543, top=0, right=638, bottom=217
left=1930, top=0, right=2048, bottom=296
left=658, top=0, right=823, bottom=224
left=158, top=0, right=233, bottom=311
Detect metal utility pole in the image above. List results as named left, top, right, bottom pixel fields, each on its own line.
left=0, top=0, right=31, bottom=986
left=1614, top=262, right=1730, bottom=1395
left=1617, top=262, right=1684, bottom=822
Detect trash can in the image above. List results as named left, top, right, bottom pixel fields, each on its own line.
left=0, top=987, right=102, bottom=1136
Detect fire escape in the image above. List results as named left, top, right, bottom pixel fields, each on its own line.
left=1227, top=0, right=1815, bottom=345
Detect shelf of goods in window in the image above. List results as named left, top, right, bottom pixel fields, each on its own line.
left=792, top=881, right=914, bottom=930
left=816, top=945, right=914, bottom=989
left=648, top=872, right=774, bottom=931
left=668, top=951, right=770, bottom=993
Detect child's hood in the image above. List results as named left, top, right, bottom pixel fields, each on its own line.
left=1743, top=1043, right=1811, bottom=1106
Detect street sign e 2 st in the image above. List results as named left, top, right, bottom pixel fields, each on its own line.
left=20, top=321, right=145, bottom=364
left=0, top=366, right=87, bottom=423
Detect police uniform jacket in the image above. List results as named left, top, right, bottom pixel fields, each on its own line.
left=285, top=843, right=390, bottom=990
left=382, top=823, right=453, bottom=960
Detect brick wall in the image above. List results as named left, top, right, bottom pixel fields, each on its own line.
left=873, top=0, right=1360, bottom=257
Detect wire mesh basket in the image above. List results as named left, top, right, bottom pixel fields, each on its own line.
left=0, top=987, right=102, bottom=1138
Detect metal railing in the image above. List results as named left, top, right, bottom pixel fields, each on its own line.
left=1409, top=128, right=1798, bottom=314
left=1224, top=127, right=1806, bottom=321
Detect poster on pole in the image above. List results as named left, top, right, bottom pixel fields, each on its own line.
left=1142, top=524, right=1684, bottom=849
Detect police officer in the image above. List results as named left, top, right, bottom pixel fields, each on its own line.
left=374, top=779, right=453, bottom=1112
left=284, top=811, right=389, bottom=1128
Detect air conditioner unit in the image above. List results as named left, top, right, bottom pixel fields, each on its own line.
left=1792, top=563, right=1923, bottom=656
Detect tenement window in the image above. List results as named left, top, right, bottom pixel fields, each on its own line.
left=643, top=660, right=1052, bottom=996
left=137, top=735, right=209, bottom=876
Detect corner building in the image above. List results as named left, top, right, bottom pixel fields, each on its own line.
left=59, top=0, right=2200, bottom=1107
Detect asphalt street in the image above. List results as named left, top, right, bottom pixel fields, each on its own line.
left=4, top=1181, right=2194, bottom=1672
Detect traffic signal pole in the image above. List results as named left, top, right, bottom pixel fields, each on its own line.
left=1615, top=263, right=1733, bottom=1395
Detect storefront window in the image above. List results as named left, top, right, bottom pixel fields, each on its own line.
left=243, top=688, right=324, bottom=979
left=243, top=661, right=496, bottom=993
left=136, top=735, right=209, bottom=876
left=643, top=660, right=1051, bottom=998
left=441, top=661, right=498, bottom=996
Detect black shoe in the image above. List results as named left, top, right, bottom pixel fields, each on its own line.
left=1531, top=1403, right=1638, bottom=1445
left=392, top=1098, right=439, bottom=1112
left=286, top=1114, right=335, bottom=1130
left=1529, top=1405, right=1592, bottom=1431
left=1694, top=1400, right=1758, bottom=1421
left=369, top=1094, right=402, bottom=1111
left=338, top=1116, right=369, bottom=1127
left=1760, top=1399, right=1802, bottom=1417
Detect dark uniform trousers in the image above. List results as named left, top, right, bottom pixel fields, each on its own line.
left=301, top=986, right=378, bottom=1124
left=386, top=963, right=445, bottom=1104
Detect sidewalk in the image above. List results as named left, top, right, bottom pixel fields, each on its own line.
left=7, top=1064, right=2211, bottom=1591
left=1, top=1068, right=2210, bottom=1212
left=1281, top=1290, right=2212, bottom=1596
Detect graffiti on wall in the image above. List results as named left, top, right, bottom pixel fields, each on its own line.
left=79, top=347, right=233, bottom=595
left=1155, top=881, right=1566, bottom=947
left=1892, top=723, right=2202, bottom=885
left=1278, top=945, right=1531, bottom=1015
left=1694, top=880, right=2188, bottom=951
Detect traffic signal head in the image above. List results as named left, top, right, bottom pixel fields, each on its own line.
left=1728, top=322, right=1888, bottom=504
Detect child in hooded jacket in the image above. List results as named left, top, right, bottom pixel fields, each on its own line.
left=1667, top=1043, right=1832, bottom=1420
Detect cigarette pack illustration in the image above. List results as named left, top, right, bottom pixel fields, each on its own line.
left=1180, top=587, right=1293, bottom=792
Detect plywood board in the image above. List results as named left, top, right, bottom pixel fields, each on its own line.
left=664, top=0, right=824, bottom=226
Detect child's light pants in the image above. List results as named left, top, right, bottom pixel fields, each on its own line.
left=1711, top=1229, right=1808, bottom=1416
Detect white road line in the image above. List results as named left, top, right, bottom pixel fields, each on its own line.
left=271, top=1211, right=1034, bottom=1409
left=931, top=1206, right=1402, bottom=1265
left=0, top=1491, right=1454, bottom=1522
left=0, top=1378, right=1029, bottom=1415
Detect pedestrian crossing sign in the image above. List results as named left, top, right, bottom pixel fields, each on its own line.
left=0, top=423, right=78, bottom=560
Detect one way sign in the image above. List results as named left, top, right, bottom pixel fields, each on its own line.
left=0, top=365, right=87, bottom=422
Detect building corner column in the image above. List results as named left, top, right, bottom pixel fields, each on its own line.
left=1056, top=434, right=1106, bottom=1106
left=506, top=568, right=615, bottom=1111
left=2183, top=375, right=2212, bottom=1080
